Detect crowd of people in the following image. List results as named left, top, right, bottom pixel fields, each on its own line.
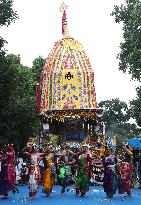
left=0, top=139, right=141, bottom=200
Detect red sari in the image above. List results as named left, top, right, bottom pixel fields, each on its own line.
left=118, top=162, right=132, bottom=195
left=0, top=150, right=16, bottom=196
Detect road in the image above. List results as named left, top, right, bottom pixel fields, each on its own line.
left=0, top=185, right=141, bottom=205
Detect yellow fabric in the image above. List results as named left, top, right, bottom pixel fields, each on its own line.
left=42, top=156, right=54, bottom=191
left=113, top=135, right=118, bottom=145
left=62, top=69, right=80, bottom=109
left=43, top=168, right=54, bottom=191
left=46, top=156, right=52, bottom=164
left=100, top=147, right=105, bottom=157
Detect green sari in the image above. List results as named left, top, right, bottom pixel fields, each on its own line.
left=75, top=155, right=90, bottom=194
left=59, top=163, right=73, bottom=193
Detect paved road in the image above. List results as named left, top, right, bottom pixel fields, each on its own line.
left=0, top=186, right=141, bottom=205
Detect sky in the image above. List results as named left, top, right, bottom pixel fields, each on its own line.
left=1, top=0, right=140, bottom=104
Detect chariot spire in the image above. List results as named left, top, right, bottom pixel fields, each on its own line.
left=59, top=2, right=70, bottom=38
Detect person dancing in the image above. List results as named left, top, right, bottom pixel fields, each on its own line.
left=0, top=145, right=18, bottom=198
left=103, top=146, right=118, bottom=198
left=42, top=149, right=56, bottom=196
left=118, top=146, right=133, bottom=197
left=75, top=144, right=91, bottom=197
left=58, top=148, right=76, bottom=195
left=24, top=144, right=43, bottom=198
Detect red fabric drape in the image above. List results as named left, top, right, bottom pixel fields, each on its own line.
left=62, top=10, right=67, bottom=35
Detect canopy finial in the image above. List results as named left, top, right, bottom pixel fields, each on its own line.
left=59, top=2, right=68, bottom=13
left=59, top=2, right=70, bottom=38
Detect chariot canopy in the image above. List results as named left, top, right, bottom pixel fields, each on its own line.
left=36, top=2, right=103, bottom=141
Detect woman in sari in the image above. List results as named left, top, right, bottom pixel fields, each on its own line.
left=42, top=149, right=56, bottom=196
left=118, top=146, right=133, bottom=197
left=25, top=145, right=43, bottom=198
left=58, top=148, right=76, bottom=195
left=75, top=144, right=91, bottom=197
left=0, top=145, right=18, bottom=198
left=103, top=146, right=118, bottom=198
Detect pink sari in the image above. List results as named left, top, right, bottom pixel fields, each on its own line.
left=0, top=151, right=16, bottom=196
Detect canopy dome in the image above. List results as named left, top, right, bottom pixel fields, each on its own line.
left=36, top=4, right=98, bottom=115
left=37, top=37, right=97, bottom=114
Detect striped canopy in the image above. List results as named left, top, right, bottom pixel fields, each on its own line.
left=36, top=37, right=97, bottom=115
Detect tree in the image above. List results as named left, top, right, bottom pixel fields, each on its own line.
left=111, top=0, right=141, bottom=81
left=0, top=2, right=42, bottom=148
left=32, top=56, right=46, bottom=84
left=130, top=86, right=141, bottom=127
left=111, top=0, right=141, bottom=128
left=0, top=0, right=18, bottom=112
left=99, top=98, right=130, bottom=128
left=0, top=54, right=41, bottom=147
left=0, top=0, right=18, bottom=26
left=99, top=98, right=140, bottom=138
left=0, top=0, right=18, bottom=56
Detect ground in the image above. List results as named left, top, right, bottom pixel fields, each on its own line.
left=0, top=186, right=141, bottom=205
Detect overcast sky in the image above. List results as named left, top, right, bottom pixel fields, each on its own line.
left=1, top=0, right=139, bottom=103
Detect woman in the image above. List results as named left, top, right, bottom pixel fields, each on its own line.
left=0, top=145, right=18, bottom=198
left=118, top=146, right=133, bottom=197
left=25, top=145, right=43, bottom=198
left=75, top=144, right=91, bottom=197
left=103, top=146, right=118, bottom=198
left=42, top=149, right=56, bottom=196
left=58, top=148, right=76, bottom=195
left=137, top=151, right=141, bottom=189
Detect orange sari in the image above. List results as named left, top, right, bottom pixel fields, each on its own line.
left=42, top=156, right=55, bottom=194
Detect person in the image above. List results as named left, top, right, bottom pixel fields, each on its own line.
left=19, top=163, right=28, bottom=185
left=58, top=148, right=76, bottom=195
left=15, top=157, right=24, bottom=185
left=42, top=149, right=56, bottom=196
left=137, top=151, right=141, bottom=189
left=103, top=146, right=118, bottom=198
left=75, top=144, right=91, bottom=197
left=118, top=146, right=133, bottom=197
left=0, top=145, right=18, bottom=198
left=24, top=145, right=44, bottom=198
left=91, top=152, right=104, bottom=185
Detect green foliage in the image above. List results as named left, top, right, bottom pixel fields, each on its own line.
left=0, top=37, right=7, bottom=57
left=32, top=56, right=46, bottom=84
left=99, top=98, right=140, bottom=138
left=0, top=0, right=18, bottom=57
left=0, top=54, right=41, bottom=147
left=130, top=86, right=141, bottom=127
left=117, top=122, right=140, bottom=138
left=99, top=98, right=130, bottom=127
left=111, top=0, right=141, bottom=81
left=0, top=0, right=18, bottom=27
left=0, top=1, right=43, bottom=148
